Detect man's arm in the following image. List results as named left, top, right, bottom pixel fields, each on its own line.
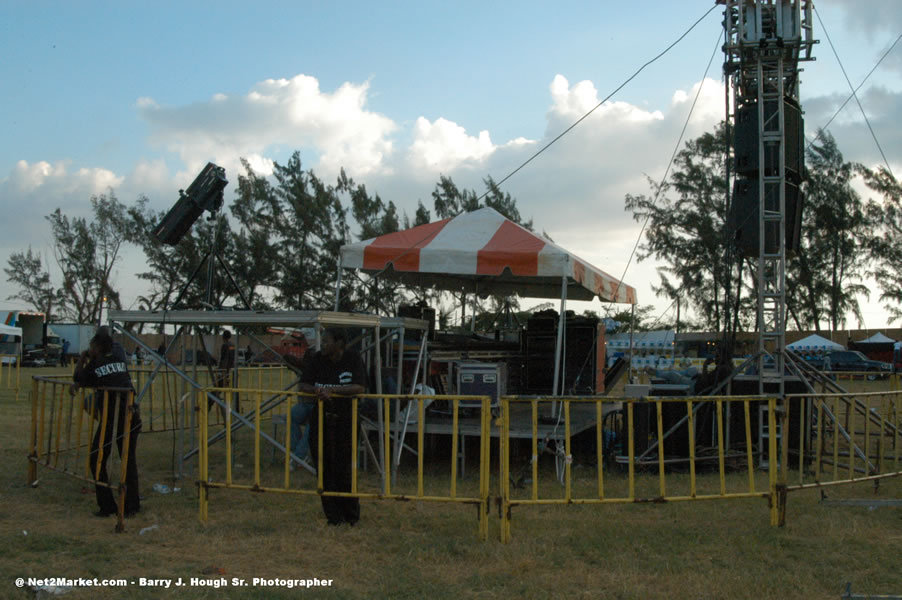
left=72, top=351, right=98, bottom=387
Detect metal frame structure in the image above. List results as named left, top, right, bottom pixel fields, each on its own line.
left=107, top=309, right=428, bottom=484
left=722, top=0, right=815, bottom=396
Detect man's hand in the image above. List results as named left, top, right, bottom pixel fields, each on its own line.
left=68, top=383, right=79, bottom=397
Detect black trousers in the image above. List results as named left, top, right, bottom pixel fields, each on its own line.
left=89, top=394, right=141, bottom=515
left=309, top=400, right=359, bottom=525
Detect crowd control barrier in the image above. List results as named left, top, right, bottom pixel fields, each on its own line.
left=1, top=353, right=20, bottom=400
left=197, top=388, right=492, bottom=540
left=27, top=376, right=138, bottom=532
left=498, top=390, right=902, bottom=542
left=498, top=395, right=775, bottom=542
left=130, top=364, right=293, bottom=433
left=25, top=372, right=902, bottom=543
left=775, top=390, right=902, bottom=522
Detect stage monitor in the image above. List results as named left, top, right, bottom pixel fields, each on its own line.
left=153, top=163, right=228, bottom=246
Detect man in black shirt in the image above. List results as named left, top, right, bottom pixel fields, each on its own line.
left=211, top=330, right=236, bottom=416
left=72, top=330, right=141, bottom=517
left=299, top=328, right=366, bottom=525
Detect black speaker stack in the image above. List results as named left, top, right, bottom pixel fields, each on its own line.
left=523, top=311, right=600, bottom=395
left=729, top=99, right=805, bottom=256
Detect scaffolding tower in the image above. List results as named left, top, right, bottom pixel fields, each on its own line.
left=723, top=0, right=816, bottom=396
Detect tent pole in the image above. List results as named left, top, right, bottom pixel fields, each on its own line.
left=552, top=276, right=567, bottom=412
left=333, top=257, right=343, bottom=312
left=629, top=305, right=635, bottom=383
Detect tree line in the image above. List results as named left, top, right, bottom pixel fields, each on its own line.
left=7, top=126, right=900, bottom=335
left=625, top=125, right=902, bottom=333
left=4, top=153, right=531, bottom=328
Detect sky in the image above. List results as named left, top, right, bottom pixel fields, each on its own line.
left=1, top=0, right=900, bottom=330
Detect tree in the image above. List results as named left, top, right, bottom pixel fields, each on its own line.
left=126, top=196, right=236, bottom=315
left=46, top=191, right=131, bottom=322
left=788, top=131, right=871, bottom=330
left=4, top=247, right=63, bottom=318
left=482, top=176, right=533, bottom=230
left=269, top=153, right=350, bottom=310
left=431, top=175, right=480, bottom=220
left=229, top=159, right=281, bottom=310
left=624, top=123, right=737, bottom=332
left=860, top=165, right=902, bottom=323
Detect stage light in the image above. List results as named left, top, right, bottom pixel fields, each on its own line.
left=152, top=162, right=228, bottom=246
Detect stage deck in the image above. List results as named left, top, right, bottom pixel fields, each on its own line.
left=385, top=401, right=622, bottom=441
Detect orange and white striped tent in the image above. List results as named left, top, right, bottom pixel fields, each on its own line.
left=339, top=207, right=637, bottom=304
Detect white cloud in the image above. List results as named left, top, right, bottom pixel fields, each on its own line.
left=139, top=74, right=397, bottom=179
left=9, top=68, right=896, bottom=324
left=4, top=159, right=122, bottom=198
left=549, top=74, right=664, bottom=127
left=408, top=117, right=497, bottom=172
left=825, top=0, right=902, bottom=36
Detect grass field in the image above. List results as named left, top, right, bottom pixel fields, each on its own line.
left=2, top=367, right=901, bottom=599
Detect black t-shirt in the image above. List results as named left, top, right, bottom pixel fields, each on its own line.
left=301, top=349, right=367, bottom=392
left=73, top=352, right=133, bottom=391
left=219, top=340, right=235, bottom=370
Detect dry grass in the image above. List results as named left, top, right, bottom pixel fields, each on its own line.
left=2, top=367, right=902, bottom=599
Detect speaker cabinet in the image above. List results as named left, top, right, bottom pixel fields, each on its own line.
left=734, top=99, right=803, bottom=183
left=730, top=177, right=803, bottom=256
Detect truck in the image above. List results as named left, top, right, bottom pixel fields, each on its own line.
left=823, top=350, right=893, bottom=381
left=0, top=310, right=61, bottom=366
left=51, top=323, right=97, bottom=364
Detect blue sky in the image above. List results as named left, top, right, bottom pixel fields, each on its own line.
left=2, top=0, right=901, bottom=329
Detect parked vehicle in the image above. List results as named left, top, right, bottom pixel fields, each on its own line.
left=823, top=350, right=892, bottom=380
left=0, top=310, right=60, bottom=366
left=52, top=323, right=97, bottom=362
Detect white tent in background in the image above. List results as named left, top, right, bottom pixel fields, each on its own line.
left=786, top=333, right=844, bottom=352
left=606, top=330, right=675, bottom=350
left=857, top=332, right=896, bottom=344
left=0, top=323, right=23, bottom=364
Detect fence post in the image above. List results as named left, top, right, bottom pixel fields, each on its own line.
left=768, top=397, right=779, bottom=526
left=198, top=389, right=209, bottom=523
left=28, top=381, right=38, bottom=485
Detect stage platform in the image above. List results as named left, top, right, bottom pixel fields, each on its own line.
left=397, top=401, right=622, bottom=440
left=357, top=401, right=622, bottom=476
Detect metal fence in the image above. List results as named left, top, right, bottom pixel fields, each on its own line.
left=128, top=364, right=294, bottom=433
left=24, top=371, right=902, bottom=542
left=197, top=389, right=492, bottom=540
left=498, top=390, right=902, bottom=542
left=27, top=376, right=137, bottom=532
left=1, top=353, right=20, bottom=399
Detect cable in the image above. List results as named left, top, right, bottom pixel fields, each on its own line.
left=813, top=5, right=896, bottom=177
left=612, top=28, right=724, bottom=302
left=343, top=6, right=719, bottom=305
left=806, top=32, right=901, bottom=152
left=475, top=4, right=719, bottom=205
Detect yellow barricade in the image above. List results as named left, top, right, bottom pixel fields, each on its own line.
left=129, top=364, right=293, bottom=432
left=780, top=390, right=902, bottom=494
left=811, top=371, right=900, bottom=394
left=197, top=389, right=492, bottom=540
left=0, top=353, right=20, bottom=400
left=498, top=395, right=778, bottom=543
left=27, top=375, right=138, bottom=532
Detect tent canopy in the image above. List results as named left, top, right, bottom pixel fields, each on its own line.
left=340, top=207, right=637, bottom=304
left=787, top=334, right=844, bottom=351
left=0, top=324, right=22, bottom=338
left=856, top=332, right=896, bottom=344
left=607, top=330, right=674, bottom=349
